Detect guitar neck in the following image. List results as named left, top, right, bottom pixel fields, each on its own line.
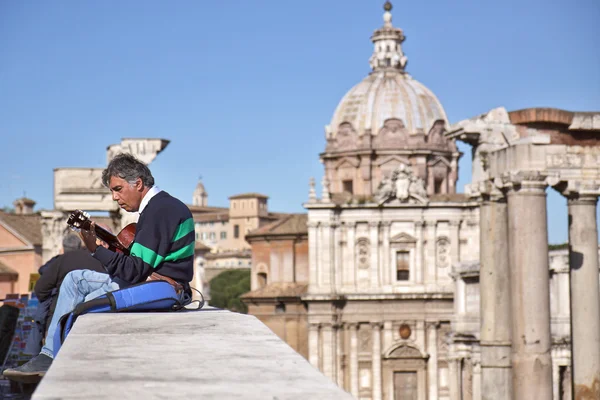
left=94, top=225, right=125, bottom=251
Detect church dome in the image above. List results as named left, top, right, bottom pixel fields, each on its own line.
left=325, top=2, right=448, bottom=143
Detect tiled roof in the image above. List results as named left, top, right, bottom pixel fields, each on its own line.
left=246, top=214, right=308, bottom=238
left=228, top=193, right=269, bottom=200
left=205, top=250, right=251, bottom=260
left=241, top=282, right=308, bottom=299
left=193, top=213, right=229, bottom=223
left=195, top=242, right=211, bottom=251
left=0, top=212, right=42, bottom=246
left=187, top=205, right=229, bottom=213
left=0, top=260, right=18, bottom=278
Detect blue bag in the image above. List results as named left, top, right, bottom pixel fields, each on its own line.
left=53, top=281, right=183, bottom=356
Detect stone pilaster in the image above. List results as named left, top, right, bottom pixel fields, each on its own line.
left=321, top=323, right=335, bottom=381
left=308, top=322, right=320, bottom=368
left=425, top=221, right=437, bottom=284
left=308, top=222, right=319, bottom=291
left=370, top=221, right=380, bottom=288
left=447, top=357, right=461, bottom=400
left=371, top=322, right=382, bottom=400
left=345, top=222, right=357, bottom=287
left=332, top=222, right=341, bottom=292
left=449, top=220, right=461, bottom=266
left=335, top=323, right=344, bottom=388
left=415, top=220, right=425, bottom=283
left=383, top=321, right=393, bottom=351
left=321, top=222, right=332, bottom=288
left=479, top=186, right=512, bottom=400
left=382, top=221, right=391, bottom=286
left=505, top=171, right=553, bottom=399
left=564, top=186, right=600, bottom=399
left=348, top=323, right=359, bottom=398
left=427, top=322, right=439, bottom=400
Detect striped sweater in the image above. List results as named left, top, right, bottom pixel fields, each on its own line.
left=93, top=191, right=195, bottom=286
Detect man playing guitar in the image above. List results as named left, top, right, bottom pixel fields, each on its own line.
left=4, top=153, right=195, bottom=379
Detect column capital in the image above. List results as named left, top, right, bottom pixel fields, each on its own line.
left=554, top=180, right=600, bottom=204
left=449, top=220, right=461, bottom=228
left=370, top=321, right=383, bottom=330
left=345, top=322, right=359, bottom=330
left=343, top=221, right=357, bottom=229
left=473, top=179, right=506, bottom=202
left=369, top=221, right=380, bottom=228
left=500, top=170, right=548, bottom=194
left=381, top=221, right=392, bottom=227
left=414, top=220, right=426, bottom=228
left=307, top=221, right=320, bottom=229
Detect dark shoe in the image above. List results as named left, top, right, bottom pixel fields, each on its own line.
left=3, top=354, right=53, bottom=381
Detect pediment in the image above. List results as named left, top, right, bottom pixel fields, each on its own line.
left=427, top=157, right=451, bottom=168
left=385, top=344, right=428, bottom=360
left=376, top=156, right=411, bottom=167
left=334, top=157, right=360, bottom=169
left=390, top=232, right=417, bottom=244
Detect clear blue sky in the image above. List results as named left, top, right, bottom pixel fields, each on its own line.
left=1, top=0, right=598, bottom=244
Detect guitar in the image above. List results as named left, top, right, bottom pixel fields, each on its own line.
left=66, top=210, right=137, bottom=255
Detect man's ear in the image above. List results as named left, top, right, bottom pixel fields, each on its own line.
left=136, top=178, right=144, bottom=192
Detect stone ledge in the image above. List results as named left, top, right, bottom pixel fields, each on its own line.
left=32, top=309, right=353, bottom=400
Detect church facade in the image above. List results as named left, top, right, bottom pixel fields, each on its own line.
left=243, top=3, right=600, bottom=400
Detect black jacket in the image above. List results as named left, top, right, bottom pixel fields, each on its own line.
left=34, top=249, right=106, bottom=302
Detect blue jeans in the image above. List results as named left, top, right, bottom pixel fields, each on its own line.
left=40, top=270, right=121, bottom=359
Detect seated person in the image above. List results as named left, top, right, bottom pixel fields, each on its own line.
left=24, top=233, right=106, bottom=356
left=4, top=153, right=195, bottom=378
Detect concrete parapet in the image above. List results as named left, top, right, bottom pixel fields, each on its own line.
left=32, top=309, right=353, bottom=400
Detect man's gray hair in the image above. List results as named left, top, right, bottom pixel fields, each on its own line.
left=102, top=153, right=155, bottom=188
left=63, top=233, right=83, bottom=252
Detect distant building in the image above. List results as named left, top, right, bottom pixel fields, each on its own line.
left=0, top=198, right=43, bottom=296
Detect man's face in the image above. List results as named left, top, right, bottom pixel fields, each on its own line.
left=108, top=176, right=143, bottom=212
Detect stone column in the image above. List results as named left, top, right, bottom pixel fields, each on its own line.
left=349, top=323, right=359, bottom=398
left=308, top=222, right=319, bottom=291
left=370, top=221, right=380, bottom=288
left=382, top=221, right=391, bottom=286
left=371, top=322, right=382, bottom=400
left=505, top=172, right=552, bottom=399
left=566, top=191, right=600, bottom=399
left=479, top=192, right=512, bottom=400
left=415, top=220, right=425, bottom=283
left=308, top=322, right=320, bottom=368
left=427, top=322, right=439, bottom=400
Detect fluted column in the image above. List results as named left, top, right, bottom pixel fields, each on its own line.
left=566, top=189, right=600, bottom=399
left=308, top=322, right=320, bottom=368
left=415, top=220, right=425, bottom=283
left=370, top=221, right=380, bottom=288
left=349, top=323, right=359, bottom=398
left=448, top=357, right=461, bottom=400
left=382, top=221, right=391, bottom=286
left=371, top=322, right=382, bottom=400
left=479, top=189, right=512, bottom=400
left=505, top=172, right=552, bottom=399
